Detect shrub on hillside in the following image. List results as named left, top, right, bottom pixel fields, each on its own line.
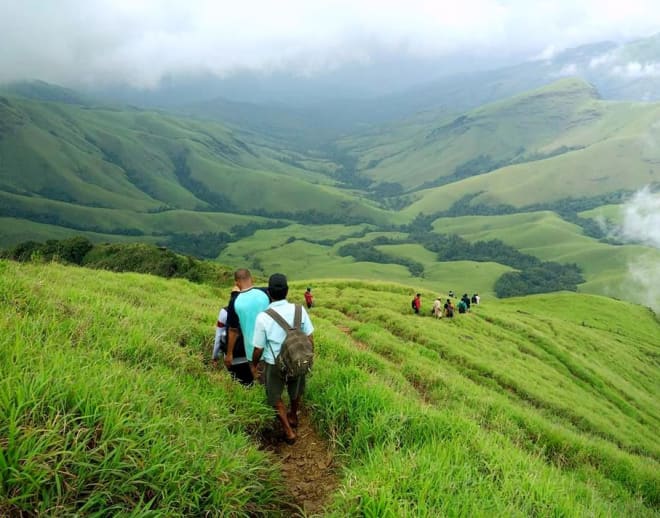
left=3, top=237, right=93, bottom=264
left=494, top=262, right=584, bottom=298
left=2, top=238, right=234, bottom=286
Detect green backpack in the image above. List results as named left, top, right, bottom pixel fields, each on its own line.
left=265, top=305, right=314, bottom=378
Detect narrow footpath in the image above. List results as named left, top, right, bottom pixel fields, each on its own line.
left=259, top=410, right=340, bottom=516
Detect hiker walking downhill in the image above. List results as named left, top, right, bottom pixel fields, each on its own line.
left=224, top=268, right=270, bottom=384
left=212, top=287, right=253, bottom=385
left=304, top=287, right=314, bottom=309
left=432, top=297, right=443, bottom=319
left=253, top=273, right=315, bottom=445
left=412, top=293, right=421, bottom=314
left=444, top=299, right=455, bottom=318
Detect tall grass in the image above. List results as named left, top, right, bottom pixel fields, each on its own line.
left=0, top=261, right=285, bottom=515
left=301, top=280, right=659, bottom=516
left=1, top=262, right=658, bottom=515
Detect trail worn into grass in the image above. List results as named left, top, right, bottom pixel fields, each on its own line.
left=259, top=410, right=339, bottom=516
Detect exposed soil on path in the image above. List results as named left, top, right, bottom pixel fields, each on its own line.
left=259, top=409, right=340, bottom=517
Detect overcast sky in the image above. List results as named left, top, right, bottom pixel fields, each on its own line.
left=2, top=0, right=660, bottom=88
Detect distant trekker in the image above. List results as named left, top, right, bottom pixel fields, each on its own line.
left=304, top=287, right=314, bottom=309
left=444, top=299, right=454, bottom=318
left=432, top=297, right=443, bottom=319
left=461, top=293, right=471, bottom=311
left=448, top=290, right=455, bottom=298
left=457, top=299, right=467, bottom=314
left=412, top=293, right=421, bottom=314
left=472, top=293, right=480, bottom=305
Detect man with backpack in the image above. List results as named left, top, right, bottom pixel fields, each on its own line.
left=252, top=273, right=315, bottom=445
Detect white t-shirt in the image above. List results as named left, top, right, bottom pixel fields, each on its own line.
left=253, top=300, right=314, bottom=365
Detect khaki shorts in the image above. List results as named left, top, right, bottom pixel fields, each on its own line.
left=265, top=363, right=306, bottom=406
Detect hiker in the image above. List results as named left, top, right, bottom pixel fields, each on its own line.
left=224, top=269, right=270, bottom=385
left=448, top=290, right=455, bottom=298
left=432, top=297, right=443, bottom=319
left=253, top=273, right=315, bottom=445
left=457, top=298, right=467, bottom=314
left=461, top=293, right=471, bottom=311
left=473, top=293, right=480, bottom=305
left=444, top=299, right=454, bottom=318
left=304, top=287, right=314, bottom=309
left=213, top=287, right=253, bottom=385
left=412, top=293, right=421, bottom=314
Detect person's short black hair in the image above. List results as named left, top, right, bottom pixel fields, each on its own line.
left=268, top=273, right=289, bottom=301
left=416, top=293, right=421, bottom=297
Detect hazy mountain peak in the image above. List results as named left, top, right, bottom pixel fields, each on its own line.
left=1, top=80, right=92, bottom=105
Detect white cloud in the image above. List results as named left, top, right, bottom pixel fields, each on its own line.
left=588, top=52, right=617, bottom=68
left=1, top=0, right=660, bottom=87
left=555, top=63, right=579, bottom=77
left=617, top=187, right=660, bottom=312
left=611, top=62, right=660, bottom=78
left=620, top=187, right=660, bottom=247
left=627, top=257, right=660, bottom=313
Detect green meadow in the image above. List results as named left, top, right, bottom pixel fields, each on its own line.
left=217, top=225, right=512, bottom=295
left=1, top=260, right=658, bottom=515
left=429, top=211, right=660, bottom=305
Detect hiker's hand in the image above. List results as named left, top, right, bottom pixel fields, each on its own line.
left=250, top=363, right=258, bottom=380
left=223, top=354, right=233, bottom=368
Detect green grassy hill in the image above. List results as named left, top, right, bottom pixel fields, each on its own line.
left=0, top=91, right=391, bottom=247
left=338, top=78, right=660, bottom=208
left=429, top=211, right=660, bottom=305
left=1, top=260, right=658, bottom=515
left=1, top=79, right=658, bottom=311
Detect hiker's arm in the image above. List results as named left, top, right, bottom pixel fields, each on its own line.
left=224, top=327, right=239, bottom=367
left=252, top=347, right=263, bottom=374
left=251, top=314, right=267, bottom=377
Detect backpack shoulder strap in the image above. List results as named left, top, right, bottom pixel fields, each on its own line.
left=265, top=308, right=293, bottom=332
left=293, top=304, right=302, bottom=329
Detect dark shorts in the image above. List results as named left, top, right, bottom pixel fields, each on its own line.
left=265, top=363, right=306, bottom=406
left=227, top=362, right=253, bottom=386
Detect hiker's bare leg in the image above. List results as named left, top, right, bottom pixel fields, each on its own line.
left=275, top=400, right=296, bottom=442
left=288, top=396, right=300, bottom=428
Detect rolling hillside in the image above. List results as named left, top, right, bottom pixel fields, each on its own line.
left=1, top=78, right=659, bottom=310
left=0, top=88, right=391, bottom=247
left=1, top=260, right=658, bottom=515
left=340, top=78, right=660, bottom=205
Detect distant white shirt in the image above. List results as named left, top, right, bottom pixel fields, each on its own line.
left=253, top=300, right=314, bottom=365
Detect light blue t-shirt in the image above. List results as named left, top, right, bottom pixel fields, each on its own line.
left=234, top=288, right=270, bottom=360
left=253, top=300, right=314, bottom=365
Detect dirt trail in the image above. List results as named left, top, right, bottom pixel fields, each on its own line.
left=259, top=410, right=340, bottom=516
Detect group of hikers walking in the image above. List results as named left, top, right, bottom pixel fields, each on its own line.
left=413, top=291, right=480, bottom=318
left=212, top=269, right=314, bottom=444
